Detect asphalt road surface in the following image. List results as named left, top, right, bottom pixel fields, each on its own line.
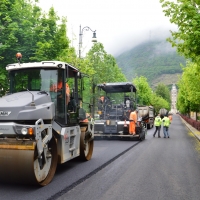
left=1, top=114, right=200, bottom=200
left=0, top=136, right=139, bottom=200
left=57, top=114, right=200, bottom=200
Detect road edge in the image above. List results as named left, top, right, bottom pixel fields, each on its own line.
left=179, top=115, right=200, bottom=141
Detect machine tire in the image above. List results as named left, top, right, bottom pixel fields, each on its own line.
left=80, top=130, right=94, bottom=161
left=139, top=130, right=145, bottom=141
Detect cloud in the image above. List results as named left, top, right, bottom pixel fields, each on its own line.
left=38, top=0, right=177, bottom=57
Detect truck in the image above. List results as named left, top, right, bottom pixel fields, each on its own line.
left=0, top=54, right=94, bottom=186
left=159, top=108, right=168, bottom=119
left=94, top=82, right=146, bottom=140
left=137, top=105, right=155, bottom=129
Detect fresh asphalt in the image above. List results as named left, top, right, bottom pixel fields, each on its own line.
left=1, top=114, right=200, bottom=200
left=57, top=114, right=200, bottom=200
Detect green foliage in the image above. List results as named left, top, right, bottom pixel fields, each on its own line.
left=160, top=0, right=200, bottom=63
left=133, top=76, right=152, bottom=105
left=155, top=83, right=171, bottom=103
left=133, top=76, right=170, bottom=112
left=86, top=43, right=127, bottom=84
left=116, top=40, right=185, bottom=84
left=31, top=10, right=71, bottom=61
left=151, top=93, right=170, bottom=114
left=81, top=42, right=127, bottom=111
left=177, top=61, right=200, bottom=114
left=0, top=0, right=74, bottom=95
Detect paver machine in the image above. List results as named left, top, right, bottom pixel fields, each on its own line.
left=0, top=54, right=94, bottom=186
left=94, top=82, right=146, bottom=140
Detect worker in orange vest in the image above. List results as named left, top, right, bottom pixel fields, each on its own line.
left=168, top=114, right=172, bottom=123
left=129, top=109, right=138, bottom=135
left=50, top=77, right=70, bottom=105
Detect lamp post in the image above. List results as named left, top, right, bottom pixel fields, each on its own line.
left=78, top=25, right=97, bottom=58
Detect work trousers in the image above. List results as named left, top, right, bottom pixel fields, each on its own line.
left=163, top=126, right=169, bottom=138
left=129, top=121, right=136, bottom=134
left=153, top=126, right=161, bottom=137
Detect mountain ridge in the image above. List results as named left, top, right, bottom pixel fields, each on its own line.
left=115, top=40, right=186, bottom=88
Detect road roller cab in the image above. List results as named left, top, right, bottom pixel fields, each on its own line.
left=0, top=56, right=94, bottom=186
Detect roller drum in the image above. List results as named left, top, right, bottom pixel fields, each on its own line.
left=0, top=137, right=57, bottom=186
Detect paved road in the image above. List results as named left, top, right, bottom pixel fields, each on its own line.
left=0, top=138, right=139, bottom=200
left=57, top=114, right=200, bottom=200
left=1, top=114, right=200, bottom=200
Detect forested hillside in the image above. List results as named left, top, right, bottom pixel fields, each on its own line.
left=115, top=40, right=186, bottom=87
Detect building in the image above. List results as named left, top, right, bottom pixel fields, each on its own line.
left=171, top=83, right=178, bottom=114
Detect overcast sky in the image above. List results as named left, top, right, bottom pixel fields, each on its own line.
left=38, top=0, right=177, bottom=57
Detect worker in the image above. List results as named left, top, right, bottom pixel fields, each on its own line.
left=125, top=97, right=131, bottom=109
left=50, top=77, right=70, bottom=105
left=168, top=114, right=173, bottom=123
left=100, top=96, right=105, bottom=103
left=129, top=108, right=138, bottom=135
left=162, top=114, right=171, bottom=138
left=153, top=113, right=162, bottom=138
left=98, top=96, right=104, bottom=111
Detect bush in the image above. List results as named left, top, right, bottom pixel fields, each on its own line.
left=180, top=115, right=200, bottom=131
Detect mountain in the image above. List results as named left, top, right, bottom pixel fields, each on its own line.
left=115, top=40, right=186, bottom=88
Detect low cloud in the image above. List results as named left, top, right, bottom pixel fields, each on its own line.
left=107, top=26, right=177, bottom=57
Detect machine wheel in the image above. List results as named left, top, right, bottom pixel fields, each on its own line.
left=0, top=136, right=57, bottom=186
left=80, top=128, right=94, bottom=161
left=139, top=130, right=145, bottom=141
left=35, top=135, right=58, bottom=186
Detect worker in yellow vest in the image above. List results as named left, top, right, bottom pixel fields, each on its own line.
left=153, top=113, right=162, bottom=138
left=162, top=114, right=171, bottom=138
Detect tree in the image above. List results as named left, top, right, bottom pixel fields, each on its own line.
left=151, top=93, right=170, bottom=114
left=160, top=0, right=200, bottom=64
left=0, top=1, right=74, bottom=94
left=0, top=0, right=40, bottom=91
left=133, top=76, right=170, bottom=112
left=81, top=42, right=127, bottom=112
left=133, top=76, right=153, bottom=105
left=155, top=83, right=171, bottom=104
left=177, top=61, right=200, bottom=114
left=31, top=8, right=72, bottom=61
left=86, top=42, right=127, bottom=84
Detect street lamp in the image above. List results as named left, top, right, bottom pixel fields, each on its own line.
left=79, top=25, right=97, bottom=58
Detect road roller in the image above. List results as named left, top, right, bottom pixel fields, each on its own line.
left=0, top=54, right=94, bottom=186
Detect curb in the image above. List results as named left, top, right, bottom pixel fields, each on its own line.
left=180, top=116, right=200, bottom=142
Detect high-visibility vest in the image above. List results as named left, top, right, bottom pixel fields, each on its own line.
left=162, top=116, right=170, bottom=127
left=50, top=82, right=70, bottom=95
left=154, top=116, right=161, bottom=126
left=129, top=111, right=137, bottom=122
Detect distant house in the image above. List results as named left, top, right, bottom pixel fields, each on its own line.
left=171, top=83, right=178, bottom=114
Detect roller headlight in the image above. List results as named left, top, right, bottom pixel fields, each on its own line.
left=21, top=128, right=28, bottom=135
left=14, top=125, right=35, bottom=135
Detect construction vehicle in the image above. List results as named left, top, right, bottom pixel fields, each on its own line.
left=94, top=82, right=146, bottom=140
left=0, top=54, right=94, bottom=186
left=159, top=108, right=168, bottom=119
left=138, top=105, right=154, bottom=129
